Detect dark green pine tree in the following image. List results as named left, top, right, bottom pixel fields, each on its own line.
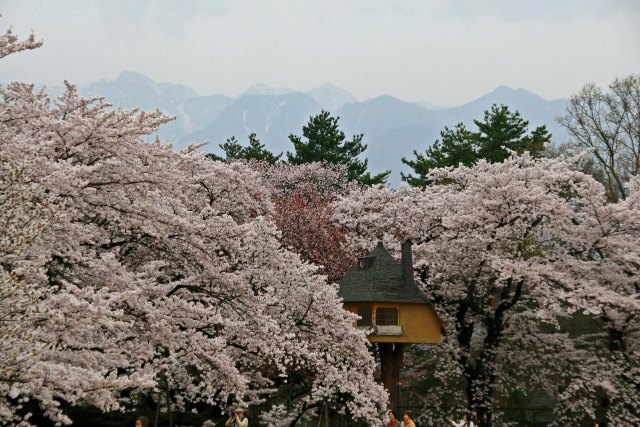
left=401, top=123, right=476, bottom=187
left=401, top=104, right=551, bottom=187
left=205, top=133, right=282, bottom=164
left=474, top=104, right=550, bottom=163
left=287, top=110, right=390, bottom=185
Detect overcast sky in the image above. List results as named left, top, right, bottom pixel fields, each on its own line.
left=2, top=0, right=639, bottom=107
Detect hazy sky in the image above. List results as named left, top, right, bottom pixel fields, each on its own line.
left=2, top=0, right=639, bottom=106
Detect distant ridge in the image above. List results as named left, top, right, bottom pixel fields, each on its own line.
left=41, top=72, right=568, bottom=186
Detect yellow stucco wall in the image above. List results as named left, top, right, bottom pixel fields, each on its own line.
left=345, top=302, right=442, bottom=344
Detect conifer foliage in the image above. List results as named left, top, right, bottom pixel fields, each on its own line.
left=287, top=110, right=390, bottom=185
left=206, top=133, right=282, bottom=164
left=402, top=104, right=551, bottom=186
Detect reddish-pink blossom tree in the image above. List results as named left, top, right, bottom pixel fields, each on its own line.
left=269, top=179, right=356, bottom=282
left=268, top=162, right=361, bottom=281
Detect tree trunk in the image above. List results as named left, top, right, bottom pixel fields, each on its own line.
left=324, top=402, right=330, bottom=427
left=153, top=391, right=161, bottom=427
left=378, top=343, right=406, bottom=412
left=165, top=380, right=173, bottom=427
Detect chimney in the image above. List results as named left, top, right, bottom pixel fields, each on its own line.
left=401, top=239, right=414, bottom=287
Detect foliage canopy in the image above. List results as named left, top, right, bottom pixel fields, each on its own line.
left=402, top=104, right=551, bottom=186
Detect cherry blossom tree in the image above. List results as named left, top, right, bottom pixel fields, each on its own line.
left=1, top=30, right=387, bottom=426
left=255, top=161, right=352, bottom=199
left=334, top=153, right=639, bottom=425
left=0, top=140, right=62, bottom=425
left=0, top=27, right=42, bottom=58
left=550, top=174, right=640, bottom=425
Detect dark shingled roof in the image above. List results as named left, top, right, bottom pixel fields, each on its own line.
left=337, top=241, right=429, bottom=304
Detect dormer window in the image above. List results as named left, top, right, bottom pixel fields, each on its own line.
left=357, top=255, right=376, bottom=269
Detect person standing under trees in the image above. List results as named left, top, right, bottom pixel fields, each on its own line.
left=135, top=416, right=149, bottom=427
left=448, top=412, right=473, bottom=427
left=402, top=411, right=417, bottom=427
left=470, top=408, right=480, bottom=426
left=480, top=412, right=492, bottom=427
left=225, top=407, right=249, bottom=427
left=388, top=410, right=401, bottom=427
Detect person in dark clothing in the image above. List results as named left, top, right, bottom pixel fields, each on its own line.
left=480, top=412, right=492, bottom=427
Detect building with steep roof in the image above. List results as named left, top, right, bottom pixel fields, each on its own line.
left=337, top=239, right=442, bottom=411
left=338, top=240, right=441, bottom=344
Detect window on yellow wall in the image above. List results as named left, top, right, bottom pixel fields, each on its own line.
left=357, top=306, right=372, bottom=327
left=375, top=307, right=399, bottom=325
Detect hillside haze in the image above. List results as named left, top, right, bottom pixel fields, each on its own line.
left=62, top=71, right=569, bottom=186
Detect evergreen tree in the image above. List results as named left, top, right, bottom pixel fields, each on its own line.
left=474, top=104, right=549, bottom=163
left=402, top=104, right=551, bottom=187
left=287, top=110, right=390, bottom=185
left=401, top=123, right=476, bottom=187
left=206, top=133, right=282, bottom=164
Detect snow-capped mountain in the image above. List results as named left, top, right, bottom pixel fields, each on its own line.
left=305, top=83, right=358, bottom=112
left=242, top=83, right=295, bottom=96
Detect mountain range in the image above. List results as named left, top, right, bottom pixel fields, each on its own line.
left=48, top=71, right=569, bottom=186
